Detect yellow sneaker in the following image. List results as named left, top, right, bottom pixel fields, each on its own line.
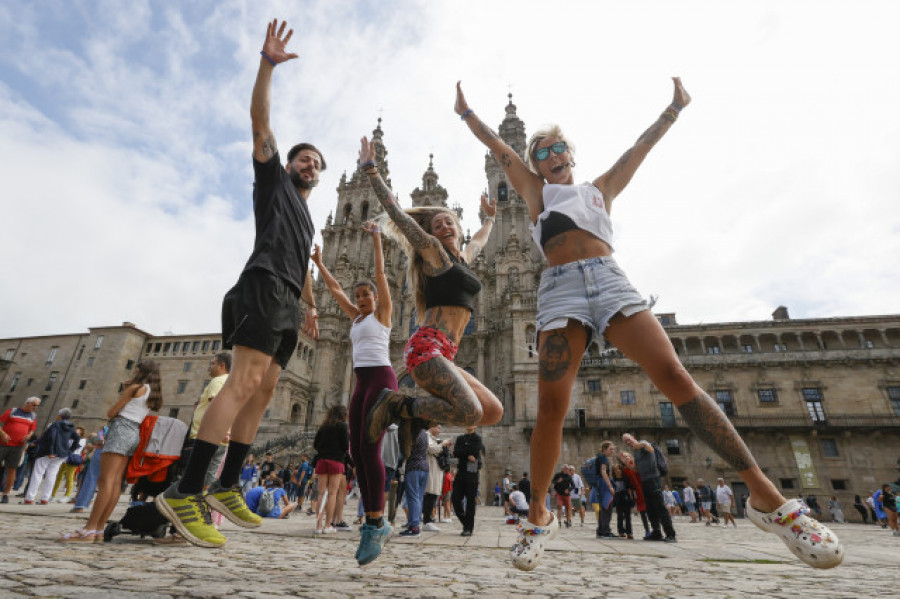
left=156, top=485, right=227, bottom=548
left=204, top=481, right=262, bottom=528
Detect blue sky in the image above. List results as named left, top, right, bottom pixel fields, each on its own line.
left=2, top=0, right=899, bottom=338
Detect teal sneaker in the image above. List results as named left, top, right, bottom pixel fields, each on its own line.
left=356, top=521, right=392, bottom=567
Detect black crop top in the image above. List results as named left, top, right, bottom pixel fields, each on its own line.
left=424, top=253, right=482, bottom=311
left=540, top=211, right=580, bottom=248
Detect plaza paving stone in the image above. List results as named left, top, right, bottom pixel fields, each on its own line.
left=1, top=499, right=897, bottom=598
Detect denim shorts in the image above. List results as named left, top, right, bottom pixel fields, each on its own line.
left=536, top=255, right=648, bottom=344
left=104, top=417, right=142, bottom=456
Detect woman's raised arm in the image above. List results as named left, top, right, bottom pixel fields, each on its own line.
left=362, top=221, right=393, bottom=327
left=311, top=244, right=359, bottom=320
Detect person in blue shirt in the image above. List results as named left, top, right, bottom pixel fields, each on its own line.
left=239, top=455, right=258, bottom=494
left=245, top=478, right=296, bottom=519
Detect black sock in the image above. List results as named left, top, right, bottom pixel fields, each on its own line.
left=218, top=440, right=251, bottom=488
left=177, top=440, right=219, bottom=495
left=366, top=516, right=384, bottom=528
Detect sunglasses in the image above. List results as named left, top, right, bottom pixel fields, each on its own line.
left=535, top=141, right=568, bottom=161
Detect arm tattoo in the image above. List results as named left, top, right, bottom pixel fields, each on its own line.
left=500, top=153, right=513, bottom=168
left=477, top=120, right=501, bottom=143
left=409, top=359, right=482, bottom=426
left=636, top=118, right=666, bottom=147
left=253, top=130, right=278, bottom=160
left=539, top=330, right=574, bottom=382
left=366, top=172, right=442, bottom=256
left=606, top=148, right=634, bottom=180
left=676, top=394, right=757, bottom=472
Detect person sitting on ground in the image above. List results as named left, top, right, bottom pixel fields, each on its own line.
left=245, top=477, right=296, bottom=519
left=509, top=484, right=529, bottom=523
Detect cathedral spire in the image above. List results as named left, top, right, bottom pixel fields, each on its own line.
left=499, top=91, right=527, bottom=156
left=411, top=152, right=448, bottom=208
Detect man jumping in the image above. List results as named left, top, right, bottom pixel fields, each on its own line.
left=158, top=18, right=322, bottom=548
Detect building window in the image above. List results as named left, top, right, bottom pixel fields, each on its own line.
left=45, top=372, right=58, bottom=391
left=779, top=478, right=795, bottom=489
left=887, top=386, right=900, bottom=416
left=743, top=344, right=753, bottom=353
left=212, top=341, right=221, bottom=351
left=46, top=346, right=58, bottom=365
left=802, top=387, right=826, bottom=422
left=820, top=438, right=839, bottom=457
left=27, top=378, right=34, bottom=386
left=161, top=342, right=170, bottom=354
left=621, top=390, right=636, bottom=405
left=308, top=350, right=314, bottom=363
left=172, top=342, right=181, bottom=353
left=78, top=380, right=87, bottom=390
left=665, top=439, right=681, bottom=455
left=125, top=360, right=134, bottom=370
left=87, top=357, right=94, bottom=367
left=498, top=181, right=508, bottom=202
left=182, top=343, right=189, bottom=355
left=192, top=341, right=200, bottom=352
left=264, top=409, right=271, bottom=419
left=145, top=343, right=152, bottom=354
left=168, top=408, right=180, bottom=419
left=575, top=408, right=586, bottom=429
left=831, top=479, right=847, bottom=490
left=153, top=343, right=161, bottom=353
left=707, top=345, right=721, bottom=354
left=757, top=388, right=778, bottom=404
left=715, top=390, right=735, bottom=416
left=9, top=372, right=21, bottom=392
left=3, top=349, right=13, bottom=361
left=183, top=362, right=192, bottom=372
left=660, top=316, right=671, bottom=325
left=94, top=335, right=104, bottom=350
left=72, top=399, right=79, bottom=409
left=202, top=341, right=211, bottom=352
left=660, top=401, right=675, bottom=426
left=587, top=380, right=601, bottom=393
left=863, top=340, right=874, bottom=349
left=76, top=345, right=84, bottom=360
left=176, top=381, right=188, bottom=394
left=118, top=383, right=124, bottom=393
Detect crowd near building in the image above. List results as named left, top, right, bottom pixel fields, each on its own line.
left=2, top=99, right=899, bottom=519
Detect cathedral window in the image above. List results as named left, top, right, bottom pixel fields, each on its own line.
left=498, top=181, right=508, bottom=202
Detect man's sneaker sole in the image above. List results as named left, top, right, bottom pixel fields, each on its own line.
left=155, top=496, right=225, bottom=549
left=205, top=492, right=262, bottom=529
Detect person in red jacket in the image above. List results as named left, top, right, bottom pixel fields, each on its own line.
left=0, top=397, right=40, bottom=503
left=619, top=451, right=649, bottom=539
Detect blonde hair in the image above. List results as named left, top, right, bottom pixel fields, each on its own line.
left=376, top=206, right=463, bottom=323
left=525, top=124, right=575, bottom=178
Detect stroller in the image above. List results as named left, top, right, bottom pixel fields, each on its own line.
left=103, top=415, right=187, bottom=542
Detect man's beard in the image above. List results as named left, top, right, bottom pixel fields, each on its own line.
left=290, top=169, right=318, bottom=190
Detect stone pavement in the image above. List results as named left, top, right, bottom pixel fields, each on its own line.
left=1, top=499, right=897, bottom=598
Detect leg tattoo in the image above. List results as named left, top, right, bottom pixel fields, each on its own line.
left=677, top=394, right=756, bottom=472
left=539, top=331, right=573, bottom=382
left=410, top=359, right=481, bottom=426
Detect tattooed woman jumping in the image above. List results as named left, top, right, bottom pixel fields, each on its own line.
left=360, top=137, right=503, bottom=457
left=455, top=78, right=843, bottom=571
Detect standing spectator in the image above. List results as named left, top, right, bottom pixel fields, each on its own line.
left=853, top=494, right=869, bottom=524
left=502, top=472, right=513, bottom=515
left=452, top=425, right=483, bottom=536
left=880, top=484, right=898, bottom=535
left=663, top=485, right=676, bottom=516
left=828, top=496, right=845, bottom=523
left=619, top=452, right=649, bottom=538
left=185, top=353, right=232, bottom=490
left=381, top=425, right=400, bottom=526
left=697, top=479, right=718, bottom=525
left=260, top=452, right=277, bottom=481
left=493, top=482, right=502, bottom=507
left=294, top=455, right=314, bottom=513
left=25, top=408, right=80, bottom=504
left=682, top=482, right=698, bottom=523
left=0, top=396, right=40, bottom=504
left=594, top=442, right=617, bottom=538
left=517, top=472, right=532, bottom=504
left=240, top=455, right=258, bottom=493
left=400, top=428, right=430, bottom=537
left=569, top=466, right=586, bottom=526
left=423, top=425, right=450, bottom=532
left=871, top=489, right=886, bottom=528
left=551, top=465, right=574, bottom=529
left=716, top=478, right=737, bottom=527
left=622, top=434, right=676, bottom=542
left=612, top=463, right=634, bottom=539
left=312, top=405, right=349, bottom=534
left=51, top=426, right=86, bottom=502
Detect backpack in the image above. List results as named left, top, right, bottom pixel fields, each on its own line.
left=257, top=489, right=276, bottom=517
left=649, top=442, right=669, bottom=476
left=436, top=446, right=452, bottom=472
left=581, top=457, right=600, bottom=487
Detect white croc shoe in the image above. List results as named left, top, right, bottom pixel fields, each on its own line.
left=510, top=512, right=560, bottom=571
left=745, top=498, right=844, bottom=568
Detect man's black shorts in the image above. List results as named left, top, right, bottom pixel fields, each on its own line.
left=222, top=268, right=301, bottom=369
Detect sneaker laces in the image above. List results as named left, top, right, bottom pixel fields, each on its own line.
left=190, top=495, right=213, bottom=526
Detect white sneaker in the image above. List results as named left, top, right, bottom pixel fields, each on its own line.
left=314, top=528, right=325, bottom=535
left=510, top=512, right=560, bottom=571
left=423, top=522, right=441, bottom=532
left=440, top=518, right=452, bottom=523
left=323, top=526, right=337, bottom=534
left=745, top=498, right=843, bottom=569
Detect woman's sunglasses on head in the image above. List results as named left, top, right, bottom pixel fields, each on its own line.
left=535, top=141, right=568, bottom=161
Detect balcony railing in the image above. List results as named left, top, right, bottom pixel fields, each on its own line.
left=521, top=413, right=900, bottom=432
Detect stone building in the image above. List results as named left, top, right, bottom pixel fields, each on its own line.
left=3, top=96, right=899, bottom=518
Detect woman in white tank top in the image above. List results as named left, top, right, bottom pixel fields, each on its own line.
left=456, top=78, right=842, bottom=571
left=59, top=361, right=163, bottom=543
left=310, top=221, right=397, bottom=566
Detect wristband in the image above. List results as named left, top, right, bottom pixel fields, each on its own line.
left=260, top=51, right=276, bottom=67
left=484, top=216, right=495, bottom=223
left=359, top=160, right=375, bottom=170
left=460, top=109, right=474, bottom=120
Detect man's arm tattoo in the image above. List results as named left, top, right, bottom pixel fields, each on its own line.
left=253, top=130, right=278, bottom=161
left=539, top=330, right=573, bottom=382
left=676, top=394, right=757, bottom=472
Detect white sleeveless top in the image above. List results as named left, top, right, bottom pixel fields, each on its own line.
left=350, top=313, right=392, bottom=367
left=118, top=384, right=152, bottom=423
left=529, top=182, right=615, bottom=259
